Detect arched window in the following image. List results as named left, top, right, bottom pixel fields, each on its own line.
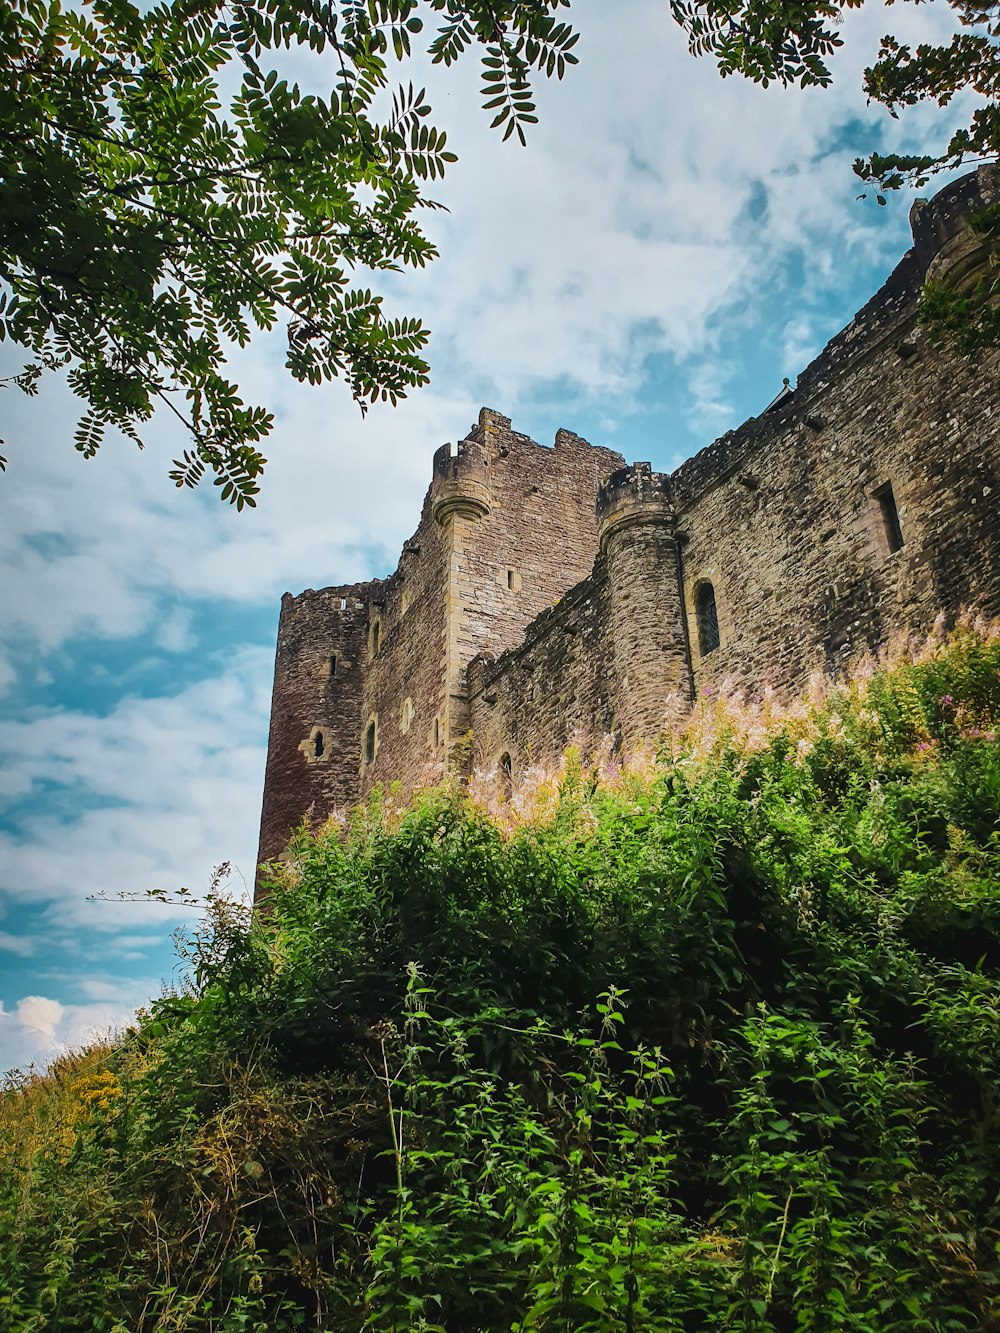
left=313, top=730, right=325, bottom=758
left=400, top=697, right=414, bottom=734
left=696, top=582, right=720, bottom=656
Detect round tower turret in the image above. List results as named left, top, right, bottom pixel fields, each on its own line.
left=431, top=438, right=492, bottom=525
left=596, top=463, right=693, bottom=742
left=912, top=163, right=1000, bottom=305
left=597, top=462, right=674, bottom=551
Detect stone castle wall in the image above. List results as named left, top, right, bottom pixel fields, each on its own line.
left=258, top=581, right=374, bottom=865
left=465, top=167, right=1000, bottom=779
left=258, top=166, right=1000, bottom=874
left=257, top=410, right=624, bottom=862
left=674, top=168, right=1000, bottom=701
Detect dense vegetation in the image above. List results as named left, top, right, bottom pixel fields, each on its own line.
left=3, top=620, right=1000, bottom=1331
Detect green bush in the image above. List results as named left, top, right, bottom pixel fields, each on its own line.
left=2, top=621, right=1000, bottom=1330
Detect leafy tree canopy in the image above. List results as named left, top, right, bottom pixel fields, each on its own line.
left=0, top=0, right=578, bottom=504
left=671, top=0, right=1000, bottom=349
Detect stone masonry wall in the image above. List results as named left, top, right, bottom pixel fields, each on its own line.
left=464, top=166, right=1000, bottom=783
left=678, top=333, right=1000, bottom=699
left=258, top=581, right=374, bottom=864
left=258, top=410, right=624, bottom=866
left=467, top=569, right=614, bottom=775
left=357, top=487, right=451, bottom=805
left=676, top=169, right=1000, bottom=699
left=259, top=167, right=1000, bottom=875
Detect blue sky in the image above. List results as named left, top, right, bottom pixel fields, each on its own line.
left=0, top=0, right=976, bottom=1069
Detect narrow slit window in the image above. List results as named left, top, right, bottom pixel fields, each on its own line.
left=433, top=717, right=440, bottom=749
left=340, top=597, right=347, bottom=610
left=873, top=482, right=904, bottom=553
left=696, top=582, right=720, bottom=656
left=364, top=721, right=376, bottom=765
left=329, top=654, right=337, bottom=677
left=507, top=570, right=515, bottom=590
left=500, top=751, right=513, bottom=796
left=370, top=621, right=381, bottom=657
left=313, top=731, right=324, bottom=758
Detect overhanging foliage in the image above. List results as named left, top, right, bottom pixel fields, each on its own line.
left=0, top=0, right=578, bottom=500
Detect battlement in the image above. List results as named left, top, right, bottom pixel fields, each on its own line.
left=597, top=462, right=675, bottom=551
left=668, top=164, right=1000, bottom=515
left=430, top=435, right=492, bottom=524
left=278, top=580, right=374, bottom=623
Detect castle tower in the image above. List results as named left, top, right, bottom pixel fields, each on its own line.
left=596, top=464, right=693, bottom=743
left=429, top=425, right=494, bottom=769
left=257, top=582, right=373, bottom=865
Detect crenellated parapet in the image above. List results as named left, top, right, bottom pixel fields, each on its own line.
left=431, top=436, right=492, bottom=525
left=597, top=462, right=675, bottom=551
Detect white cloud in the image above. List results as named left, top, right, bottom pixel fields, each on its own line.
left=391, top=0, right=972, bottom=403
left=685, top=362, right=738, bottom=438
left=0, top=647, right=268, bottom=927
left=155, top=607, right=196, bottom=654
left=0, top=931, right=37, bottom=957
left=77, top=975, right=163, bottom=1004
left=0, top=994, right=135, bottom=1075
left=14, top=995, right=63, bottom=1044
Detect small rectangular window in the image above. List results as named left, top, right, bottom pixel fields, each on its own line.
left=873, top=482, right=904, bottom=553
left=365, top=721, right=376, bottom=765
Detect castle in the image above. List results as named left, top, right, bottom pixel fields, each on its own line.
left=257, top=167, right=1000, bottom=870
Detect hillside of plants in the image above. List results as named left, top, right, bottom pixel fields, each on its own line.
left=3, top=620, right=1000, bottom=1331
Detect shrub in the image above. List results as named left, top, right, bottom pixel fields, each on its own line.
left=2, top=620, right=1000, bottom=1330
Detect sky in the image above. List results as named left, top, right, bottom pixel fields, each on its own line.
left=0, top=0, right=977, bottom=1071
